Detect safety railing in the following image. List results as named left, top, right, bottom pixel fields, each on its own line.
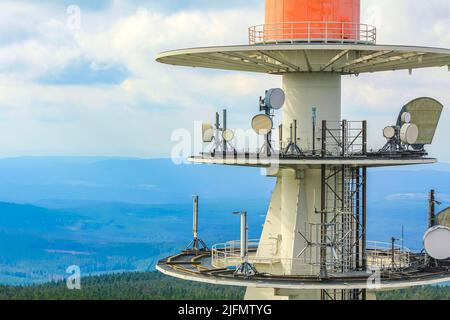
left=321, top=120, right=367, bottom=157
left=366, top=241, right=411, bottom=271
left=212, top=240, right=258, bottom=269
left=212, top=239, right=412, bottom=275
left=212, top=240, right=318, bottom=276
left=249, top=22, right=376, bottom=45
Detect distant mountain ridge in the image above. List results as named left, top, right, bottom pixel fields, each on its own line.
left=0, top=157, right=449, bottom=285
left=0, top=157, right=448, bottom=205
left=0, top=157, right=274, bottom=204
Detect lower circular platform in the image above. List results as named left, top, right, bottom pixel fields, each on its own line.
left=189, top=155, right=436, bottom=169
left=157, top=250, right=450, bottom=291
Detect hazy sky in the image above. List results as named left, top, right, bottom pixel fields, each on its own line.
left=0, top=0, right=449, bottom=160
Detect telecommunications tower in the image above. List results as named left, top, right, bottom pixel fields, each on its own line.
left=156, top=0, right=450, bottom=300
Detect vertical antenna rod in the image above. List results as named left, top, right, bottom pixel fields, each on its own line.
left=279, top=124, right=283, bottom=152
left=214, top=112, right=221, bottom=154
left=186, top=196, right=208, bottom=252
left=240, top=211, right=248, bottom=260
left=429, top=189, right=436, bottom=228
left=223, top=109, right=227, bottom=153
left=193, top=195, right=199, bottom=240
left=234, top=210, right=257, bottom=277
left=312, top=107, right=317, bottom=155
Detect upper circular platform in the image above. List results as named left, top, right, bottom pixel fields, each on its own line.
left=188, top=155, right=436, bottom=169
left=156, top=43, right=450, bottom=75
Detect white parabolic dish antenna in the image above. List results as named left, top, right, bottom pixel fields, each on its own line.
left=252, top=114, right=273, bottom=135
left=437, top=207, right=450, bottom=228
left=401, top=112, right=412, bottom=124
left=222, top=129, right=235, bottom=142
left=202, top=123, right=214, bottom=143
left=400, top=123, right=419, bottom=145
left=265, top=88, right=285, bottom=110
left=383, top=126, right=396, bottom=139
left=424, top=226, right=450, bottom=260
left=397, top=97, right=444, bottom=146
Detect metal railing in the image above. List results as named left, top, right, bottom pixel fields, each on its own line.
left=366, top=241, right=411, bottom=271
left=212, top=239, right=412, bottom=276
left=212, top=239, right=265, bottom=269
left=249, top=22, right=376, bottom=45
left=321, top=120, right=367, bottom=157
left=212, top=240, right=316, bottom=276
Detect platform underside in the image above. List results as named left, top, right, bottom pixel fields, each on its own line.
left=156, top=44, right=450, bottom=74
left=157, top=250, right=450, bottom=291
left=189, top=154, right=436, bottom=169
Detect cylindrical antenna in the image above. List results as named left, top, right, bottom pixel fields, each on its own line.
left=312, top=107, right=317, bottom=155
left=279, top=124, right=283, bottom=151
left=193, top=196, right=199, bottom=240
left=215, top=112, right=220, bottom=129
left=290, top=123, right=293, bottom=143
left=233, top=210, right=257, bottom=277
left=240, top=211, right=248, bottom=260
left=223, top=109, right=227, bottom=152
left=391, top=237, right=396, bottom=269
left=294, top=120, right=298, bottom=144
left=401, top=224, right=405, bottom=252
left=214, top=112, right=220, bottom=154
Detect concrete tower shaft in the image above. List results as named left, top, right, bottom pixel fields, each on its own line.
left=248, top=0, right=350, bottom=300
left=282, top=73, right=341, bottom=151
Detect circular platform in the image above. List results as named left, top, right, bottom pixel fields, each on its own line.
left=156, top=44, right=450, bottom=75
left=189, top=155, right=436, bottom=169
left=156, top=250, right=450, bottom=291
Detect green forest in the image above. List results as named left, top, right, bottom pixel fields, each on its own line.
left=0, top=272, right=448, bottom=300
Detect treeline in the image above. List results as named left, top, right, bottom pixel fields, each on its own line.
left=0, top=272, right=244, bottom=300
left=377, top=285, right=450, bottom=300
left=0, top=272, right=448, bottom=300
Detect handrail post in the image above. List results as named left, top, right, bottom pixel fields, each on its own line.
left=365, top=24, right=368, bottom=43
left=325, top=22, right=328, bottom=43
left=291, top=23, right=294, bottom=43
left=308, top=22, right=311, bottom=43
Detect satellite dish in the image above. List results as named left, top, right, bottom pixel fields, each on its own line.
left=202, top=122, right=214, bottom=143
left=396, top=97, right=444, bottom=146
left=401, top=112, right=411, bottom=124
left=400, top=123, right=419, bottom=145
left=265, top=88, right=285, bottom=110
left=222, top=129, right=235, bottom=142
left=437, top=207, right=450, bottom=228
left=423, top=226, right=450, bottom=260
left=252, top=114, right=273, bottom=135
left=383, top=126, right=396, bottom=139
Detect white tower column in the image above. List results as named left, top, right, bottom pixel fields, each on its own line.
left=282, top=72, right=341, bottom=151
left=246, top=73, right=342, bottom=300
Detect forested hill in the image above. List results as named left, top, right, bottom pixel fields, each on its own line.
left=0, top=272, right=244, bottom=300
left=0, top=272, right=448, bottom=300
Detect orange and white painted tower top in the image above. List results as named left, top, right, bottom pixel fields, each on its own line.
left=265, top=0, right=360, bottom=25
left=257, top=0, right=369, bottom=44
left=157, top=0, right=449, bottom=74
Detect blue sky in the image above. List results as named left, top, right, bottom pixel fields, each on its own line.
left=0, top=0, right=449, bottom=160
